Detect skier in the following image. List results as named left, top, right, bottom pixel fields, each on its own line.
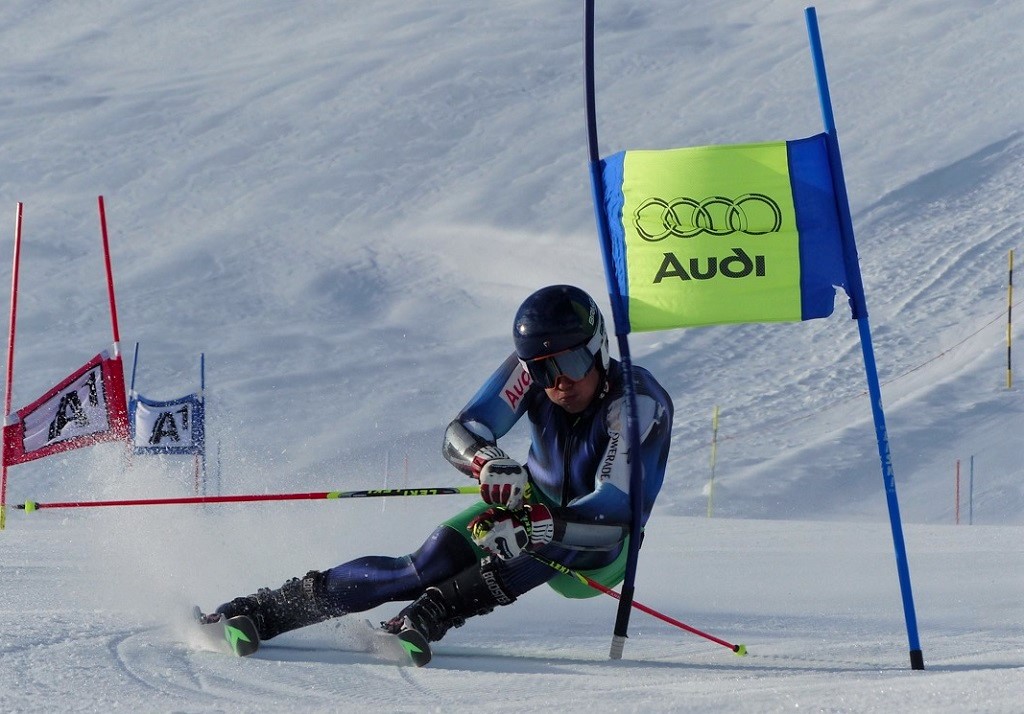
left=202, top=284, right=674, bottom=664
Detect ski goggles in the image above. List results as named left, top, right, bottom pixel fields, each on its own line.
left=520, top=343, right=596, bottom=389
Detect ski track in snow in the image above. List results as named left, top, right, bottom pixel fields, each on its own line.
left=4, top=514, right=1023, bottom=711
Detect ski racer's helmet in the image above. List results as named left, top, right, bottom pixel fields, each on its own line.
left=512, top=285, right=610, bottom=388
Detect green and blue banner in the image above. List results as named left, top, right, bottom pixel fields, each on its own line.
left=600, top=134, right=847, bottom=330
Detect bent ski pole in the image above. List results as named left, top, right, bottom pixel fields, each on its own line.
left=531, top=552, right=747, bottom=656
left=17, top=485, right=479, bottom=512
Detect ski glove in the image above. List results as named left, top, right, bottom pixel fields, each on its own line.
left=468, top=504, right=554, bottom=561
left=471, top=445, right=528, bottom=509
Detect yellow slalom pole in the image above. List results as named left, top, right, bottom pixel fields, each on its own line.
left=707, top=405, right=720, bottom=518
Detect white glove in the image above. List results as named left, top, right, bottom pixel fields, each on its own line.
left=468, top=505, right=554, bottom=561
left=471, top=445, right=528, bottom=509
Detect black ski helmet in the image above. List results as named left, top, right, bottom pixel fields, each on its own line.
left=513, top=285, right=610, bottom=382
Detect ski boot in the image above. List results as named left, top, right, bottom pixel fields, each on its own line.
left=212, top=570, right=343, bottom=641
left=382, top=559, right=517, bottom=666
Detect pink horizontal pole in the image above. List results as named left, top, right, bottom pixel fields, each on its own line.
left=18, top=485, right=479, bottom=511
left=532, top=552, right=747, bottom=655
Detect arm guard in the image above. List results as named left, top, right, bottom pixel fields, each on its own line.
left=550, top=516, right=629, bottom=550
left=442, top=419, right=495, bottom=477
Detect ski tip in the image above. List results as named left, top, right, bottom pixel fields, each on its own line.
left=192, top=605, right=222, bottom=626
left=224, top=616, right=260, bottom=657
left=190, top=606, right=260, bottom=657
left=396, top=628, right=432, bottom=667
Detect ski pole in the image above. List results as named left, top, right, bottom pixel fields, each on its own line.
left=531, top=552, right=747, bottom=656
left=17, top=485, right=479, bottom=512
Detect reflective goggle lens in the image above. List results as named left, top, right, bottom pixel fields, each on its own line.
left=521, top=345, right=595, bottom=389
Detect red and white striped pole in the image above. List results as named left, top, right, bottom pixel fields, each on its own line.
left=0, top=203, right=25, bottom=530
left=97, top=196, right=121, bottom=346
left=96, top=196, right=129, bottom=439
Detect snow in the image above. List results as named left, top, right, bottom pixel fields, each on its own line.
left=1, top=0, right=1023, bottom=711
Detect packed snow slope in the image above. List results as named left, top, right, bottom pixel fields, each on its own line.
left=0, top=1, right=1022, bottom=712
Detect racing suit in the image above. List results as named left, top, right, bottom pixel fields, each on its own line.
left=319, top=354, right=673, bottom=607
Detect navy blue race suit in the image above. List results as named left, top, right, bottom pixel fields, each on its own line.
left=317, top=353, right=673, bottom=611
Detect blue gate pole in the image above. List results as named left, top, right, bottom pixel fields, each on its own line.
left=583, top=0, right=647, bottom=660
left=128, top=342, right=140, bottom=446
left=199, top=352, right=208, bottom=496
left=805, top=6, right=924, bottom=670
left=129, top=341, right=140, bottom=392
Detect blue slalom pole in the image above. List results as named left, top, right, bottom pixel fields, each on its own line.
left=130, top=341, right=140, bottom=392
left=584, top=0, right=647, bottom=660
left=128, top=342, right=140, bottom=446
left=805, top=6, right=924, bottom=670
left=198, top=352, right=208, bottom=496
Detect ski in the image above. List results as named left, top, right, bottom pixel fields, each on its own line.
left=191, top=606, right=261, bottom=657
left=257, top=621, right=433, bottom=666
left=189, top=610, right=430, bottom=665
left=391, top=627, right=432, bottom=667
left=350, top=619, right=432, bottom=666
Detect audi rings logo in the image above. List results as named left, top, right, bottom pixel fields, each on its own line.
left=634, top=194, right=783, bottom=241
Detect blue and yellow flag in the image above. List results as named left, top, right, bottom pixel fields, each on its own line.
left=600, top=133, right=848, bottom=331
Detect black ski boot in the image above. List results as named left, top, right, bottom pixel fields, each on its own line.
left=213, top=570, right=343, bottom=641
left=382, top=559, right=516, bottom=666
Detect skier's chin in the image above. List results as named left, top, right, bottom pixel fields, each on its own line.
left=551, top=394, right=587, bottom=413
